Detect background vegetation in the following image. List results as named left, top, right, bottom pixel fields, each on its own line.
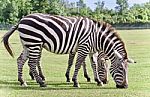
left=0, top=29, right=150, bottom=97
left=0, top=0, right=150, bottom=25
left=0, top=0, right=150, bottom=97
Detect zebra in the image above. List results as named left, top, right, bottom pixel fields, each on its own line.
left=2, top=13, right=135, bottom=88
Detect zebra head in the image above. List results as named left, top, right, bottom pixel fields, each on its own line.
left=110, top=50, right=134, bottom=88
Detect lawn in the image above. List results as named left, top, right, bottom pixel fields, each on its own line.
left=0, top=29, right=150, bottom=97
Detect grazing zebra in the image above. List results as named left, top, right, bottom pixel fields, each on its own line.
left=2, top=13, right=134, bottom=88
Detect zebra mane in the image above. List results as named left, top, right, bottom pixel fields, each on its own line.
left=92, top=19, right=128, bottom=59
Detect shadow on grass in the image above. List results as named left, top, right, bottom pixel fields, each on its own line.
left=0, top=80, right=116, bottom=90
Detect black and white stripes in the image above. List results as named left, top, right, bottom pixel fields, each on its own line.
left=3, top=13, right=134, bottom=88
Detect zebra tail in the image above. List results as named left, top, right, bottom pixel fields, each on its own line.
left=2, top=25, right=18, bottom=58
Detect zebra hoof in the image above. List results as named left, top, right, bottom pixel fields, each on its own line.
left=72, top=78, right=80, bottom=87
left=97, top=82, right=104, bottom=87
left=66, top=79, right=70, bottom=82
left=31, top=78, right=35, bottom=80
left=102, top=79, right=109, bottom=84
left=95, top=79, right=103, bottom=86
left=66, top=77, right=70, bottom=82
left=39, top=82, right=47, bottom=87
left=116, top=85, right=128, bottom=89
left=87, top=78, right=91, bottom=82
left=65, top=73, right=70, bottom=82
left=40, top=83, right=47, bottom=87
left=104, top=81, right=109, bottom=84
left=73, top=84, right=80, bottom=88
left=21, top=82, right=28, bottom=87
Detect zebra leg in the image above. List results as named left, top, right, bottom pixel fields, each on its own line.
left=28, top=53, right=45, bottom=80
left=37, top=60, right=45, bottom=81
left=35, top=51, right=45, bottom=81
left=104, top=58, right=109, bottom=84
left=29, top=69, right=34, bottom=80
left=29, top=59, right=45, bottom=81
left=89, top=52, right=103, bottom=86
left=72, top=51, right=87, bottom=87
left=82, top=61, right=91, bottom=82
left=17, top=50, right=28, bottom=86
left=28, top=47, right=46, bottom=87
left=65, top=53, right=75, bottom=82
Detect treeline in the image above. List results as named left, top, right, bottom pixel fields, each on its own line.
left=0, top=0, right=150, bottom=24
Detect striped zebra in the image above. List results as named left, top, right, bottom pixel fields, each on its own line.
left=2, top=13, right=135, bottom=88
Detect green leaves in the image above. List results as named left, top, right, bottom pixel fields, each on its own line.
left=0, top=0, right=149, bottom=24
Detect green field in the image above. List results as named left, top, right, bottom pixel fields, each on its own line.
left=0, top=29, right=150, bottom=97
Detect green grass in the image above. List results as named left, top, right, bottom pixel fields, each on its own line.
left=0, top=29, right=150, bottom=97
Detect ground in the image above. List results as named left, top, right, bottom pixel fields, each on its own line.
left=0, top=29, right=150, bottom=97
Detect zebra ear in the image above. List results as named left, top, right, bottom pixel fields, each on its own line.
left=114, top=50, right=122, bottom=59
left=127, top=58, right=136, bottom=63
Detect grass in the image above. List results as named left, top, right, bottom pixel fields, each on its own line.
left=0, top=29, right=150, bottom=97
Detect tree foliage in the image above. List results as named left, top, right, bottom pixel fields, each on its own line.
left=115, top=0, right=128, bottom=14
left=0, top=0, right=149, bottom=24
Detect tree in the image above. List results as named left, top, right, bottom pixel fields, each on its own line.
left=1, top=0, right=18, bottom=24
left=94, top=0, right=105, bottom=13
left=115, top=0, right=129, bottom=14
left=67, top=2, right=78, bottom=16
left=46, top=0, right=66, bottom=15
left=0, top=0, right=7, bottom=22
left=128, top=3, right=149, bottom=23
left=30, top=0, right=49, bottom=13
left=94, top=1, right=105, bottom=20
left=76, top=0, right=89, bottom=16
left=143, top=2, right=150, bottom=22
left=0, top=0, right=149, bottom=24
left=17, top=0, right=32, bottom=19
